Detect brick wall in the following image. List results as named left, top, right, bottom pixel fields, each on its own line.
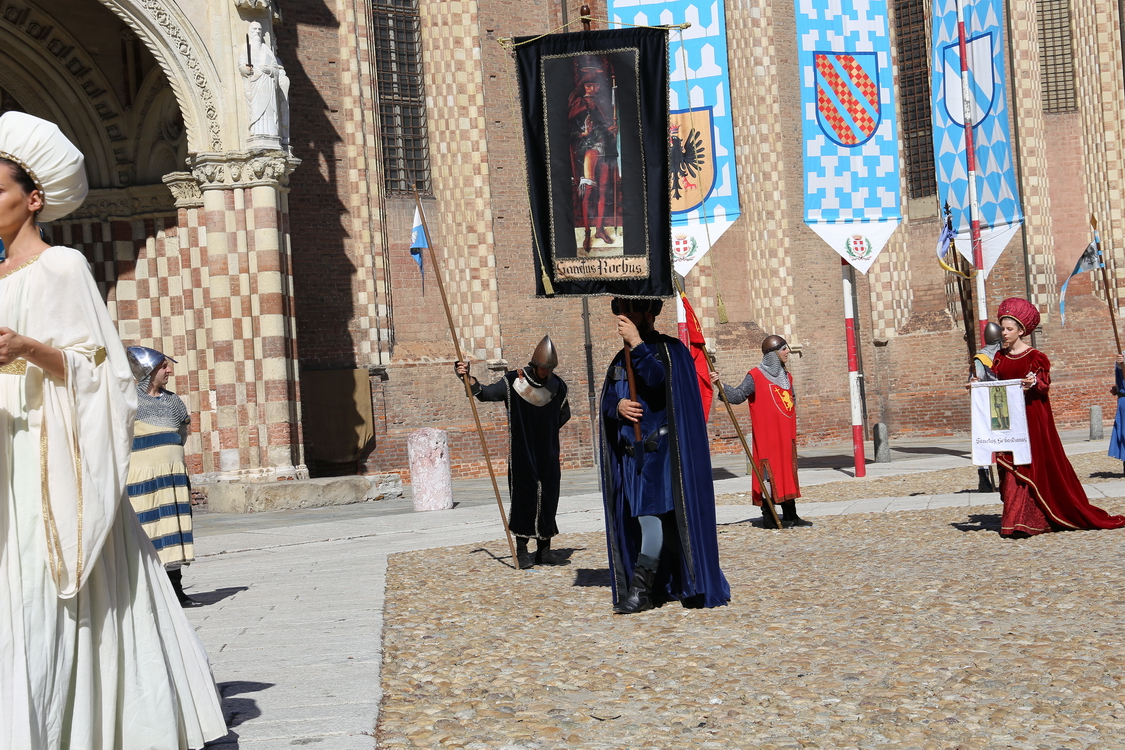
left=277, top=0, right=1125, bottom=483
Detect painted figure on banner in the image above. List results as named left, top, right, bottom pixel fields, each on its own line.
left=568, top=55, right=622, bottom=256
left=990, top=298, right=1125, bottom=537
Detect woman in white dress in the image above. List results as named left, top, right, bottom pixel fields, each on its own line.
left=0, top=112, right=227, bottom=747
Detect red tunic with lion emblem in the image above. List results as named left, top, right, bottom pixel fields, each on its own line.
left=747, top=367, right=800, bottom=506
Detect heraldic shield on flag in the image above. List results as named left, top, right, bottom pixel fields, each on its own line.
left=942, top=34, right=995, bottom=128
left=814, top=52, right=882, bottom=147
left=669, top=107, right=714, bottom=214
left=796, top=0, right=901, bottom=275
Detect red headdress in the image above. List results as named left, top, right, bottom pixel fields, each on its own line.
left=997, top=297, right=1040, bottom=334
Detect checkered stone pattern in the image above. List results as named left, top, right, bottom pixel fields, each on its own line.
left=726, top=0, right=796, bottom=339
left=866, top=225, right=911, bottom=341
left=333, top=0, right=390, bottom=363
left=45, top=214, right=217, bottom=477
left=1004, top=0, right=1057, bottom=313
left=199, top=186, right=305, bottom=481
left=1072, top=0, right=1125, bottom=305
left=419, top=0, right=502, bottom=362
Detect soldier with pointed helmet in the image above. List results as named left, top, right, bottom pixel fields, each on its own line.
left=712, top=334, right=812, bottom=528
left=456, top=335, right=571, bottom=567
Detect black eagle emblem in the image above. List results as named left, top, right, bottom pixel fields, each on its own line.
left=671, top=127, right=706, bottom=201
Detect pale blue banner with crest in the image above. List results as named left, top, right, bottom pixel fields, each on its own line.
left=795, top=0, right=902, bottom=273
left=931, top=0, right=1023, bottom=277
left=608, top=0, right=741, bottom=276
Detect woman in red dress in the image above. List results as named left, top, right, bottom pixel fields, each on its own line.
left=991, top=297, right=1125, bottom=537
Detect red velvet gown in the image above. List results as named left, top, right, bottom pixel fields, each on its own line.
left=747, top=368, right=800, bottom=506
left=992, top=347, right=1125, bottom=536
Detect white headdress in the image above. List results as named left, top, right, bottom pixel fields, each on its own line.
left=0, top=111, right=89, bottom=223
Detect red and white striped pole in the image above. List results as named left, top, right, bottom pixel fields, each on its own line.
left=842, top=257, right=866, bottom=478
left=956, top=0, right=988, bottom=343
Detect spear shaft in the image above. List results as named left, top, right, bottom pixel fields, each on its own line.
left=413, top=192, right=520, bottom=568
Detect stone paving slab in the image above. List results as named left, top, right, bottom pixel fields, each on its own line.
left=191, top=433, right=1121, bottom=748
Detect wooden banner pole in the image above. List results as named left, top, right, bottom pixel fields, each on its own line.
left=1093, top=214, right=1122, bottom=354
left=670, top=276, right=783, bottom=529
left=413, top=192, right=520, bottom=568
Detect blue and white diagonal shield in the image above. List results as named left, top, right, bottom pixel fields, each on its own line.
left=942, top=35, right=995, bottom=127
left=931, top=0, right=1023, bottom=277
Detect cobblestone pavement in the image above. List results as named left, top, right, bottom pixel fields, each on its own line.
left=377, top=501, right=1125, bottom=749
left=189, top=433, right=1125, bottom=748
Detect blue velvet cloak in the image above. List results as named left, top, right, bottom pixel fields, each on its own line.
left=1111, top=365, right=1125, bottom=460
left=599, top=333, right=730, bottom=609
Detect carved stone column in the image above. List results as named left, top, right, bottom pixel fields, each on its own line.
left=187, top=149, right=305, bottom=483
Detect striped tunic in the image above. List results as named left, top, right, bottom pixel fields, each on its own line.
left=127, top=419, right=194, bottom=566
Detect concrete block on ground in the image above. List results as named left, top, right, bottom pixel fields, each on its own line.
left=873, top=423, right=891, bottom=463
left=200, top=474, right=403, bottom=513
left=1091, top=405, right=1104, bottom=440
left=408, top=428, right=453, bottom=511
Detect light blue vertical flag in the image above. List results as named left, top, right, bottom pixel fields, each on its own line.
left=931, top=0, right=1023, bottom=277
left=608, top=0, right=741, bottom=276
left=795, top=0, right=902, bottom=273
left=410, top=206, right=427, bottom=293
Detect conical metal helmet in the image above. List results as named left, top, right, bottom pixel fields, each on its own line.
left=761, top=335, right=788, bottom=354
left=126, top=346, right=176, bottom=381
left=529, top=335, right=558, bottom=370
left=983, top=322, right=1002, bottom=346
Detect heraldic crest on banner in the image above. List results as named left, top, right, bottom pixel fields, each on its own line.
left=669, top=107, right=714, bottom=213
left=516, top=27, right=671, bottom=298
left=814, top=51, right=882, bottom=147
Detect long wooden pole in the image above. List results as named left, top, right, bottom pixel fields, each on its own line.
left=413, top=193, right=520, bottom=568
left=670, top=277, right=782, bottom=529
left=1093, top=214, right=1122, bottom=353
left=955, top=0, right=989, bottom=345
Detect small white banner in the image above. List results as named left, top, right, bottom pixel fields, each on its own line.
left=970, top=379, right=1031, bottom=466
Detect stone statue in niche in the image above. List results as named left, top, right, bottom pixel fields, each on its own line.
left=239, top=20, right=290, bottom=150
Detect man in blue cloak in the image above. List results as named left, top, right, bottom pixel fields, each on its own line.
left=600, top=297, right=730, bottom=614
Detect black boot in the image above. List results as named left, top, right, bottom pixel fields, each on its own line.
left=780, top=500, right=813, bottom=528
left=614, top=554, right=659, bottom=614
left=167, top=568, right=202, bottom=608
left=977, top=467, right=995, bottom=493
left=515, top=537, right=535, bottom=569
left=535, top=538, right=567, bottom=565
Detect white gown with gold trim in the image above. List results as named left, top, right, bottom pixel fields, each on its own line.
left=0, top=247, right=227, bottom=749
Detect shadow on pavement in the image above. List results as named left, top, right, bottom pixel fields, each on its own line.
left=205, top=681, right=275, bottom=747
left=712, top=467, right=741, bottom=480
left=891, top=445, right=970, bottom=458
left=190, top=587, right=249, bottom=606
left=573, top=568, right=611, bottom=587
left=470, top=547, right=516, bottom=569
left=950, top=513, right=1002, bottom=533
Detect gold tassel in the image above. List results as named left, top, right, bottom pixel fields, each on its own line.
left=716, top=292, right=729, bottom=324
left=540, top=270, right=555, bottom=296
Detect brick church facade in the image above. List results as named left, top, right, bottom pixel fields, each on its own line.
left=2, top=0, right=1123, bottom=487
